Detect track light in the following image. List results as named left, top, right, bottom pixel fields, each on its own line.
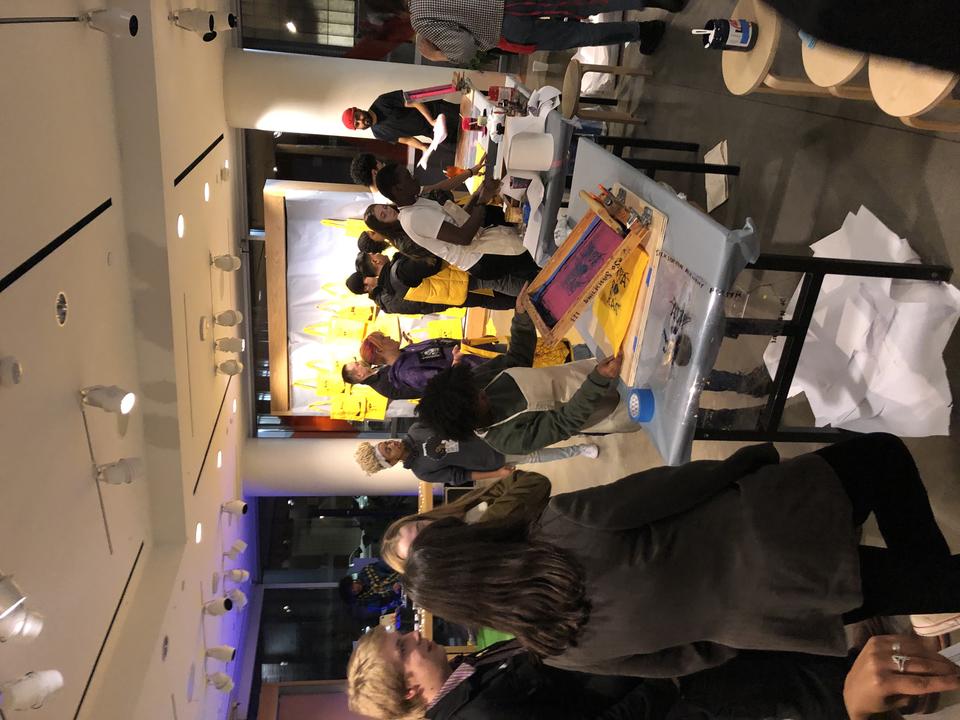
left=96, top=458, right=144, bottom=485
left=202, top=597, right=233, bottom=616
left=221, top=500, right=248, bottom=516
left=0, top=576, right=43, bottom=643
left=215, top=337, right=245, bottom=353
left=0, top=356, right=24, bottom=386
left=0, top=670, right=64, bottom=711
left=0, top=10, right=138, bottom=38
left=207, top=671, right=234, bottom=692
left=217, top=359, right=244, bottom=376
left=212, top=12, right=238, bottom=32
left=215, top=310, right=243, bottom=327
left=224, top=569, right=249, bottom=583
left=206, top=645, right=237, bottom=662
left=81, top=385, right=136, bottom=415
left=223, top=539, right=247, bottom=561
left=211, top=254, right=242, bottom=272
left=227, top=589, right=248, bottom=610
left=169, top=8, right=217, bottom=41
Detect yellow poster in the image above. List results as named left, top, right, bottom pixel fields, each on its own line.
left=592, top=246, right=649, bottom=352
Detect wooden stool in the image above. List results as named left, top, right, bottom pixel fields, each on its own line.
left=561, top=58, right=651, bottom=125
left=801, top=39, right=872, bottom=100
left=869, top=55, right=960, bottom=133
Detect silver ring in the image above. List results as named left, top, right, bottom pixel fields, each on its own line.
left=892, top=640, right=902, bottom=654
left=892, top=654, right=909, bottom=672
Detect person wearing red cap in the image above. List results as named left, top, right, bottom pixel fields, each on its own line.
left=342, top=89, right=459, bottom=155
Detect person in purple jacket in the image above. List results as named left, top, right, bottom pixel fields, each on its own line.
left=348, top=331, right=488, bottom=399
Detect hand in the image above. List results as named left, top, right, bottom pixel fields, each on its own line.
left=515, top=282, right=530, bottom=316
left=416, top=35, right=447, bottom=61
left=478, top=177, right=501, bottom=203
left=452, top=71, right=467, bottom=90
left=497, top=465, right=515, bottom=478
left=844, top=635, right=960, bottom=720
left=596, top=353, right=624, bottom=379
left=452, top=346, right=464, bottom=366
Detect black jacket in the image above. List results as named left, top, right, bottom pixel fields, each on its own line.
left=426, top=641, right=679, bottom=720
left=359, top=366, right=420, bottom=401
left=370, top=256, right=451, bottom=316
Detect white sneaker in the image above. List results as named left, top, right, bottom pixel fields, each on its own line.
left=579, top=444, right=600, bottom=459
left=911, top=613, right=960, bottom=637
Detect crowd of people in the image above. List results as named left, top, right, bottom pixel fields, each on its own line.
left=330, top=4, right=960, bottom=718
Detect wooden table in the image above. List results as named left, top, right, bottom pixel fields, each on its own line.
left=722, top=0, right=831, bottom=97
left=868, top=55, right=960, bottom=132
left=800, top=40, right=871, bottom=100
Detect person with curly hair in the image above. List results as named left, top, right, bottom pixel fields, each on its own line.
left=417, top=299, right=638, bottom=456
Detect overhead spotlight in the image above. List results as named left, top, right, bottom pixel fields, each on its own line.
left=211, top=254, right=242, bottom=272
left=223, top=539, right=247, bottom=561
left=217, top=359, right=244, bottom=376
left=224, top=569, right=249, bottom=583
left=0, top=576, right=43, bottom=643
left=212, top=12, right=238, bottom=32
left=0, top=356, right=23, bottom=386
left=221, top=500, right=248, bottom=516
left=227, top=589, right=248, bottom=610
left=215, top=337, right=245, bottom=353
left=81, top=385, right=137, bottom=415
left=215, top=310, right=243, bottom=327
left=169, top=8, right=217, bottom=41
left=207, top=672, right=234, bottom=692
left=0, top=10, right=138, bottom=38
left=202, top=597, right=233, bottom=616
left=0, top=670, right=64, bottom=711
left=285, top=20, right=297, bottom=33
left=96, top=458, right=145, bottom=485
left=206, top=645, right=237, bottom=662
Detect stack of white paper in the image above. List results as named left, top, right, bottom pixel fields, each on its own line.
left=763, top=205, right=960, bottom=436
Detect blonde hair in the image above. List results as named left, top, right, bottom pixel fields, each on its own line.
left=355, top=442, right=384, bottom=475
left=347, top=627, right=426, bottom=720
left=381, top=480, right=507, bottom=572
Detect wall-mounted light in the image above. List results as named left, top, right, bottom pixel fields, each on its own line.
left=207, top=671, right=234, bottom=692
left=0, top=670, right=64, bottom=711
left=221, top=500, right=248, bottom=517
left=206, top=645, right=237, bottom=662
left=223, top=539, right=247, bottom=561
left=211, top=254, right=242, bottom=272
left=227, top=589, right=248, bottom=610
left=214, top=310, right=243, bottom=327
left=0, top=576, right=43, bottom=643
left=81, top=385, right=136, bottom=415
left=202, top=597, right=233, bottom=616
left=215, top=337, right=245, bottom=353
left=169, top=8, right=217, bottom=41
left=96, top=458, right=145, bottom=485
left=0, top=10, right=138, bottom=38
left=224, top=569, right=249, bottom=583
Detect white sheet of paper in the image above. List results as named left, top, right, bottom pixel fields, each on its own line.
left=417, top=113, right=448, bottom=170
left=704, top=140, right=729, bottom=213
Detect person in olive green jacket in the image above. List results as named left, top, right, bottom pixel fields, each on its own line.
left=416, top=302, right=637, bottom=456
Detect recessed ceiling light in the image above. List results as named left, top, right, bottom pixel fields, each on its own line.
left=216, top=450, right=223, bottom=469
left=195, top=522, right=203, bottom=544
left=204, top=183, right=210, bottom=202
left=285, top=21, right=296, bottom=33
left=224, top=159, right=229, bottom=170
left=272, top=166, right=278, bottom=173
left=232, top=398, right=237, bottom=414
left=177, top=214, right=185, bottom=238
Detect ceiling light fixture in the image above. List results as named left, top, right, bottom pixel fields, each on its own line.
left=207, top=672, right=234, bottom=692
left=195, top=523, right=203, bottom=544
left=232, top=398, right=238, bottom=414
left=176, top=214, right=185, bottom=238
left=212, top=12, right=238, bottom=31
left=96, top=458, right=145, bottom=485
left=206, top=645, right=237, bottom=662
left=216, top=450, right=223, bottom=469
left=215, top=337, right=245, bottom=353
left=0, top=10, right=138, bottom=38
left=81, top=385, right=137, bottom=415
left=0, top=670, right=64, bottom=711
left=285, top=21, right=297, bottom=33
left=224, top=569, right=249, bottom=583
left=227, top=589, right=248, bottom=610
left=0, top=576, right=43, bottom=644
left=211, top=254, right=242, bottom=272
left=223, top=539, right=247, bottom=561
left=203, top=183, right=210, bottom=202
left=169, top=9, right=217, bottom=42
left=0, top=356, right=23, bottom=386
left=214, top=310, right=243, bottom=327
left=202, top=597, right=233, bottom=616
left=221, top=500, right=248, bottom=516
left=217, top=359, right=244, bottom=376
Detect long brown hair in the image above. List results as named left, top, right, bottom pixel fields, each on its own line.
left=403, top=517, right=590, bottom=658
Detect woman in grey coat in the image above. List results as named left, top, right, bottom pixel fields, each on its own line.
left=384, top=433, right=960, bottom=678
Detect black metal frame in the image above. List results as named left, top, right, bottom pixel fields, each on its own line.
left=694, top=253, right=952, bottom=444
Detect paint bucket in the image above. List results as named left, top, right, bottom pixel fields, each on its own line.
left=696, top=19, right=757, bottom=51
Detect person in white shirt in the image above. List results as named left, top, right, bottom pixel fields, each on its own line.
left=373, top=162, right=542, bottom=282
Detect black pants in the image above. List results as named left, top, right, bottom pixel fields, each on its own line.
left=469, top=250, right=541, bottom=282
left=814, top=433, right=959, bottom=623
left=500, top=0, right=645, bottom=51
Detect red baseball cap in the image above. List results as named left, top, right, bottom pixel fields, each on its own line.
left=342, top=107, right=358, bottom=130
left=360, top=337, right=378, bottom=364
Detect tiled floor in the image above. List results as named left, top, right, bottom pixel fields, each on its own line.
left=501, top=2, right=960, bottom=714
